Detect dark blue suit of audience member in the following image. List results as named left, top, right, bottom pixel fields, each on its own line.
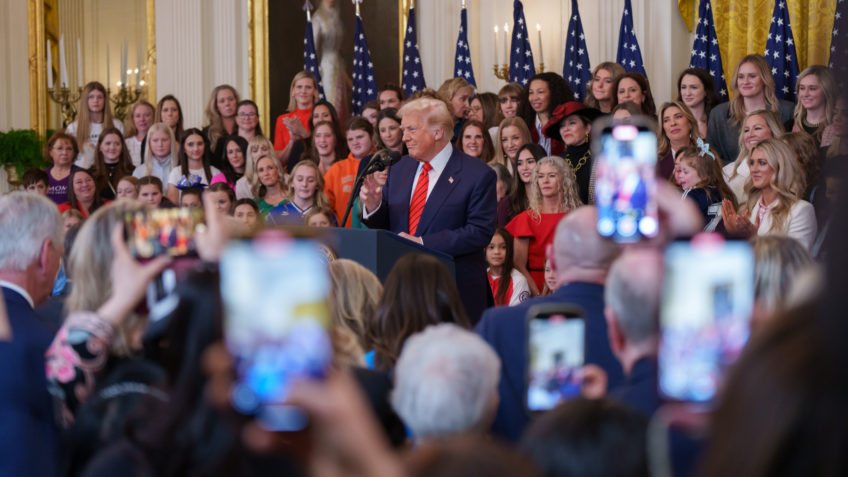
left=609, top=357, right=659, bottom=417
left=363, top=147, right=497, bottom=323
left=0, top=286, right=58, bottom=476
left=475, top=282, right=625, bottom=442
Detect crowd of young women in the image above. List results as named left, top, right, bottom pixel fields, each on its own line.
left=24, top=53, right=844, bottom=308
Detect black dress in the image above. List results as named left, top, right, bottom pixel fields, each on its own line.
left=561, top=141, right=593, bottom=204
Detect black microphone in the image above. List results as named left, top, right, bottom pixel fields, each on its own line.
left=341, top=150, right=402, bottom=227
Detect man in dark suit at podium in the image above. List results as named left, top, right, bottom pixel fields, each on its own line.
left=361, top=97, right=497, bottom=323
left=0, top=192, right=64, bottom=476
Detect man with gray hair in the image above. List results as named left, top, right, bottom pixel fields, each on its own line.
left=604, top=249, right=662, bottom=417
left=0, top=192, right=64, bottom=476
left=476, top=206, right=624, bottom=442
left=391, top=323, right=501, bottom=440
left=361, top=97, right=497, bottom=323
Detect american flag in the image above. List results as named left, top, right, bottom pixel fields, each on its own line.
left=689, top=0, right=727, bottom=98
left=402, top=4, right=426, bottom=97
left=454, top=7, right=476, bottom=87
left=303, top=1, right=326, bottom=100
left=829, top=0, right=847, bottom=89
left=351, top=12, right=378, bottom=115
left=764, top=0, right=799, bottom=101
left=563, top=0, right=591, bottom=101
left=509, top=0, right=536, bottom=85
left=616, top=0, right=647, bottom=76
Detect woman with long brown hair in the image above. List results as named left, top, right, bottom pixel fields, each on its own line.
left=66, top=81, right=124, bottom=169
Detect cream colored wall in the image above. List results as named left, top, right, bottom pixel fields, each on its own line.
left=0, top=0, right=31, bottom=133
left=155, top=0, right=250, bottom=129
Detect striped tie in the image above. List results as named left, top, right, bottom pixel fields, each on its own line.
left=408, top=162, right=433, bottom=235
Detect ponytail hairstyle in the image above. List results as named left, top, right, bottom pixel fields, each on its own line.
left=490, top=228, right=517, bottom=305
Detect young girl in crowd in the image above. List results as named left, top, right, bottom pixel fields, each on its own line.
left=236, top=135, right=276, bottom=200
left=44, top=131, right=80, bottom=205
left=507, top=156, right=582, bottom=295
left=155, top=95, right=185, bottom=145
left=204, top=84, right=240, bottom=164
left=611, top=72, right=657, bottom=121
left=325, top=117, right=373, bottom=227
left=137, top=176, right=167, bottom=208
left=22, top=169, right=49, bottom=196
left=721, top=138, right=817, bottom=250
left=493, top=117, right=532, bottom=173
left=376, top=108, right=404, bottom=154
left=269, top=161, right=331, bottom=223
left=457, top=120, right=495, bottom=163
left=722, top=110, right=785, bottom=203
left=360, top=100, right=380, bottom=128
left=124, top=101, right=155, bottom=166
left=498, top=143, right=547, bottom=227
left=167, top=128, right=222, bottom=203
left=179, top=187, right=203, bottom=209
left=486, top=228, right=531, bottom=306
left=708, top=54, right=794, bottom=164
left=674, top=142, right=737, bottom=231
left=91, top=128, right=134, bottom=200
left=58, top=168, right=108, bottom=218
left=541, top=258, right=558, bottom=295
left=305, top=206, right=335, bottom=228
left=206, top=182, right=235, bottom=215
left=61, top=209, right=83, bottom=232
left=210, top=135, right=248, bottom=190
left=250, top=154, right=287, bottom=215
left=233, top=198, right=263, bottom=231
left=677, top=68, right=721, bottom=138
left=274, top=71, right=319, bottom=163
left=133, top=123, right=178, bottom=187
left=291, top=100, right=347, bottom=173
left=519, top=73, right=573, bottom=155
left=498, top=83, right=523, bottom=120
left=585, top=62, right=625, bottom=114
left=115, top=176, right=139, bottom=200
left=789, top=65, right=837, bottom=146
left=657, top=101, right=701, bottom=180
left=66, top=81, right=124, bottom=168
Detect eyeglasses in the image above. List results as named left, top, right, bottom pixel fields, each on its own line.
left=238, top=112, right=258, bottom=118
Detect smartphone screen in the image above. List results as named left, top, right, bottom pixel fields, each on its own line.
left=125, top=208, right=205, bottom=258
left=659, top=237, right=754, bottom=403
left=593, top=118, right=659, bottom=242
left=527, top=305, right=585, bottom=412
left=220, top=238, right=333, bottom=431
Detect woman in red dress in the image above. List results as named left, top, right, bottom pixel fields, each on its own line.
left=506, top=156, right=582, bottom=295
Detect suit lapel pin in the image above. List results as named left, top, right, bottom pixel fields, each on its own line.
left=448, top=176, right=454, bottom=184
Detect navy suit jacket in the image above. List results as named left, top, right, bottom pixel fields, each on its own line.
left=475, top=282, right=625, bottom=442
left=363, top=146, right=497, bottom=323
left=0, top=287, right=58, bottom=476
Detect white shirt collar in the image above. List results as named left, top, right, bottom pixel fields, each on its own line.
left=418, top=142, right=452, bottom=176
left=0, top=281, right=35, bottom=309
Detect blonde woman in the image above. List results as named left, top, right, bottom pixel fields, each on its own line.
left=203, top=84, right=240, bottom=162
left=585, top=61, right=626, bottom=114
left=436, top=77, right=475, bottom=141
left=493, top=117, right=532, bottom=174
left=329, top=259, right=383, bottom=368
left=657, top=101, right=701, bottom=180
left=506, top=156, right=582, bottom=295
left=250, top=154, right=288, bottom=216
left=235, top=135, right=275, bottom=200
left=707, top=54, right=794, bottom=165
left=124, top=100, right=155, bottom=167
left=273, top=71, right=320, bottom=164
left=722, top=110, right=785, bottom=204
left=66, top=81, right=124, bottom=168
left=132, top=123, right=178, bottom=187
left=721, top=138, right=816, bottom=250
left=789, top=65, right=838, bottom=146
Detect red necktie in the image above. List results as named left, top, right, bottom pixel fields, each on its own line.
left=408, top=162, right=433, bottom=235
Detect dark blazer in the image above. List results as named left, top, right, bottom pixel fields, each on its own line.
left=475, top=282, right=625, bottom=442
left=363, top=146, right=497, bottom=323
left=0, top=286, right=58, bottom=476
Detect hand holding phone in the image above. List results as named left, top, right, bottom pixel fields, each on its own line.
left=125, top=208, right=205, bottom=259
left=526, top=304, right=586, bottom=412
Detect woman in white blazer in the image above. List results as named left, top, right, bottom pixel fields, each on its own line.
left=721, top=138, right=817, bottom=250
